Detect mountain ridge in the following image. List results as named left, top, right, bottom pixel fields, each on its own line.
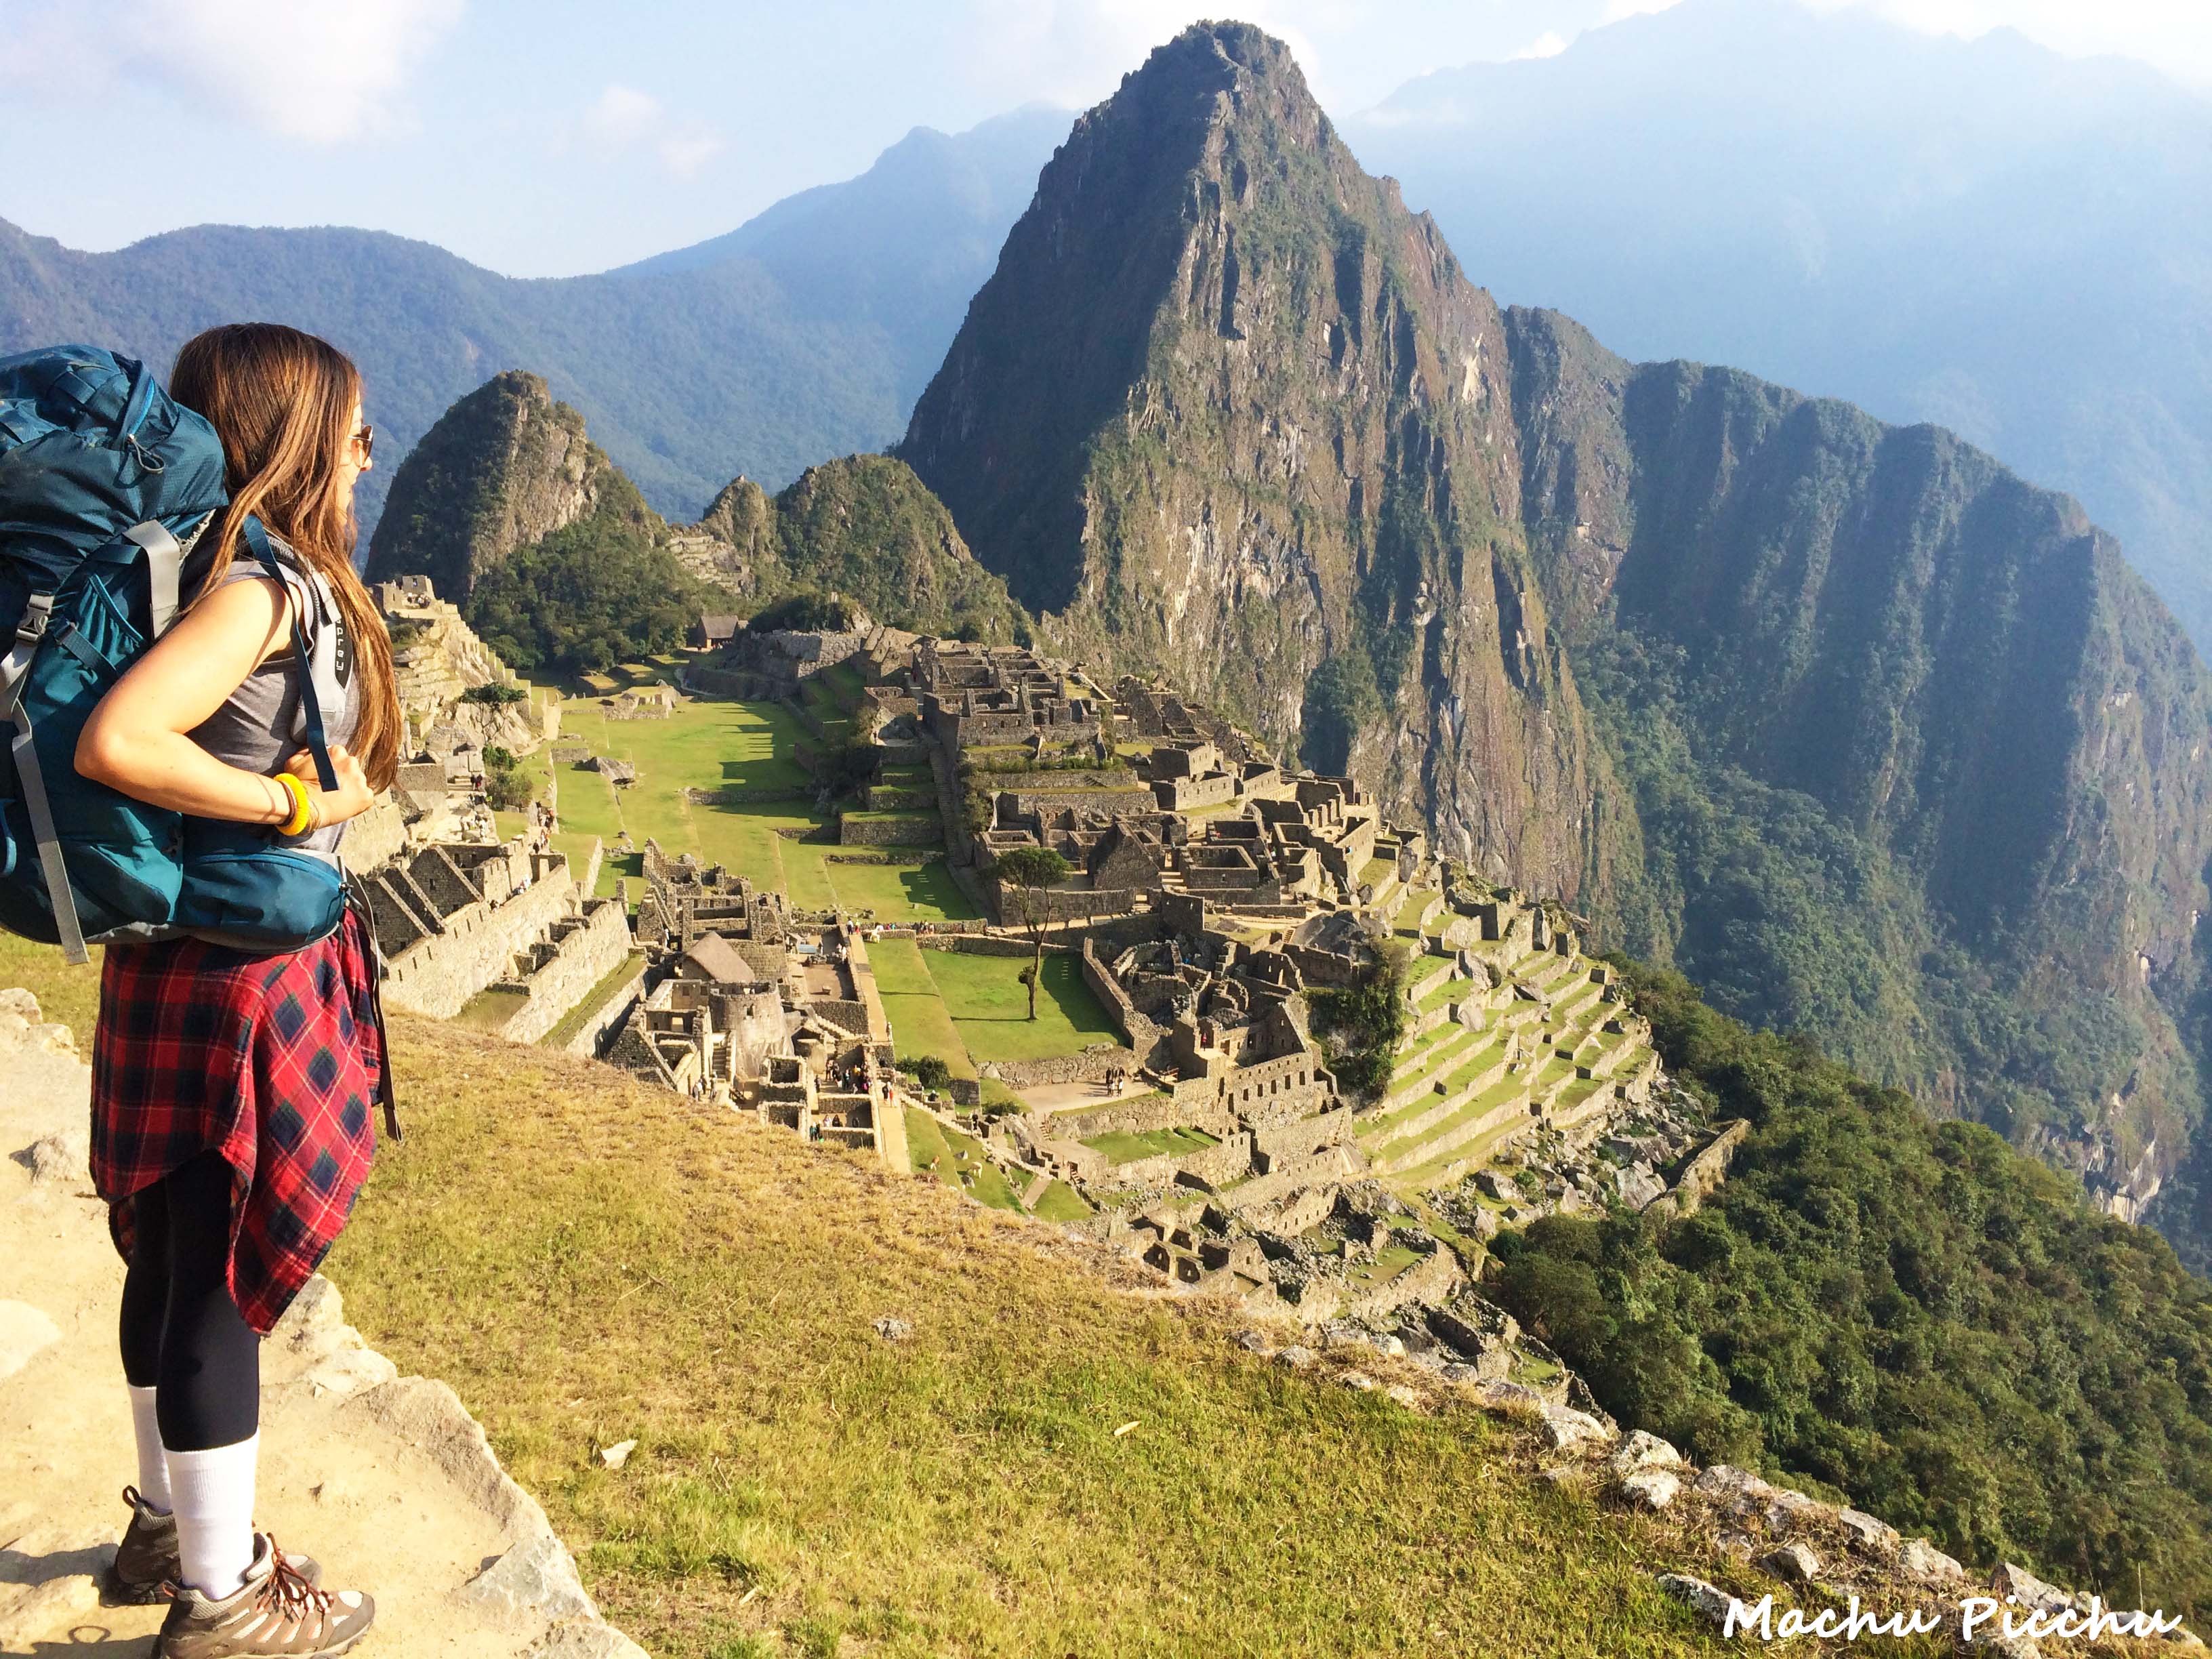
left=895, top=19, right=2212, bottom=1257
left=0, top=105, right=1069, bottom=535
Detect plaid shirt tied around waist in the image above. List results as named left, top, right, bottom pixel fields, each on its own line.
left=90, top=905, right=385, bottom=1334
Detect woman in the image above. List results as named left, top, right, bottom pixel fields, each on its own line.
left=75, top=323, right=398, bottom=1658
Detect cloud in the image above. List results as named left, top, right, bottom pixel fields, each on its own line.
left=961, top=0, right=1332, bottom=113
left=1511, top=30, right=1572, bottom=59
left=0, top=0, right=466, bottom=143
left=577, top=83, right=726, bottom=178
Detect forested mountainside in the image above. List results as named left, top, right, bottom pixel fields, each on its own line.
left=694, top=457, right=1026, bottom=643
left=0, top=106, right=1065, bottom=533
left=370, top=373, right=1021, bottom=670
left=1348, top=0, right=2212, bottom=657
left=897, top=21, right=2212, bottom=1260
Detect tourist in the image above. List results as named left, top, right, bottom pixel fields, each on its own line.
left=73, top=325, right=392, bottom=1655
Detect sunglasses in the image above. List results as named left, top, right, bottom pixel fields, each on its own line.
left=351, top=424, right=375, bottom=464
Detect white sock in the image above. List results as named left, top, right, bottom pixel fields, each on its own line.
left=167, top=1435, right=260, bottom=1599
left=126, top=1385, right=172, bottom=1514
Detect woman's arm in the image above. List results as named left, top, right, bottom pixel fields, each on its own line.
left=75, top=576, right=374, bottom=827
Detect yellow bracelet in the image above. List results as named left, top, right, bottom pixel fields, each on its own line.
left=276, top=771, right=314, bottom=838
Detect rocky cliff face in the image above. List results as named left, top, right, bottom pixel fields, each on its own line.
left=897, top=22, right=2212, bottom=1252
left=1507, top=306, right=2212, bottom=1231
left=898, top=22, right=1596, bottom=899
left=365, top=371, right=645, bottom=599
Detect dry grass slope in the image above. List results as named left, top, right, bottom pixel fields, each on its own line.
left=320, top=1014, right=1838, bottom=1659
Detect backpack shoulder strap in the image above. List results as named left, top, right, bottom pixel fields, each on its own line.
left=240, top=519, right=339, bottom=792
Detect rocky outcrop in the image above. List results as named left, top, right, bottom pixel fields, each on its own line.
left=0, top=989, right=646, bottom=1656
left=366, top=371, right=649, bottom=599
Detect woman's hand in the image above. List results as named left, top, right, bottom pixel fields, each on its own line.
left=283, top=742, right=375, bottom=829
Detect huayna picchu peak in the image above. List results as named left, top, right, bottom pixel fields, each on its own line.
left=901, top=20, right=1597, bottom=906
left=899, top=20, right=2212, bottom=1261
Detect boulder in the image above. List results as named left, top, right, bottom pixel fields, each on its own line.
left=1538, top=1404, right=1615, bottom=1452
left=459, top=1531, right=598, bottom=1621
left=1992, top=1561, right=2075, bottom=1616
left=1760, top=1543, right=1820, bottom=1583
left=1275, top=1345, right=1317, bottom=1370
left=1470, top=1378, right=1544, bottom=1412
left=1900, top=1537, right=1965, bottom=1584
left=1656, top=1573, right=1735, bottom=1629
left=1763, top=1488, right=1829, bottom=1533
left=1615, top=1163, right=1666, bottom=1211
left=1607, top=1430, right=1682, bottom=1477
left=1836, top=1507, right=1900, bottom=1555
left=1693, top=1465, right=1777, bottom=1502
left=1619, top=1468, right=1681, bottom=1511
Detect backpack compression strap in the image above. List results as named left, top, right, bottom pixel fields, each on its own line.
left=0, top=593, right=90, bottom=963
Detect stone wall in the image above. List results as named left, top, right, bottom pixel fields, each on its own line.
left=1079, top=939, right=1169, bottom=1063
left=1339, top=1242, right=1464, bottom=1324
left=994, top=783, right=1159, bottom=820
left=808, top=1000, right=873, bottom=1038
left=919, top=933, right=1055, bottom=959
left=497, top=899, right=634, bottom=1045
left=556, top=960, right=648, bottom=1059
left=981, top=1046, right=1128, bottom=1090
left=839, top=813, right=944, bottom=847
left=1250, top=1104, right=1355, bottom=1168
left=1158, top=773, right=1239, bottom=812
left=383, top=857, right=578, bottom=1019
left=1649, top=1120, right=1750, bottom=1217
left=348, top=795, right=411, bottom=873
left=1054, top=1091, right=1235, bottom=1143
left=992, top=884, right=1139, bottom=924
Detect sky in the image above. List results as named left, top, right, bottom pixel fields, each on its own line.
left=3, top=0, right=2208, bottom=278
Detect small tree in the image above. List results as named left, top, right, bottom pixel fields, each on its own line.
left=990, top=846, right=1074, bottom=1021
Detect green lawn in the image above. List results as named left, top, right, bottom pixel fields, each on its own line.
left=918, top=949, right=1124, bottom=1065
left=539, top=952, right=647, bottom=1051
left=824, top=859, right=978, bottom=922
left=455, top=987, right=529, bottom=1032
left=1031, top=1180, right=1094, bottom=1223
left=869, top=939, right=979, bottom=1082
left=904, top=1105, right=1021, bottom=1212
left=1081, top=1126, right=1221, bottom=1166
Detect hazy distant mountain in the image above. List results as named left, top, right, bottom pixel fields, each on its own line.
left=1347, top=0, right=2212, bottom=649
left=0, top=105, right=1069, bottom=536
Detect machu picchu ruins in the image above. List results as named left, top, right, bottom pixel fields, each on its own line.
left=344, top=571, right=1744, bottom=1391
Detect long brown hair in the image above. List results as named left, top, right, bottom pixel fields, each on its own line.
left=171, top=324, right=400, bottom=792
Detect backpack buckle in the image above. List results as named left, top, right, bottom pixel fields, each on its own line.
left=14, top=594, right=52, bottom=647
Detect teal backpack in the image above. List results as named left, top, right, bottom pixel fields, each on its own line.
left=0, top=344, right=349, bottom=963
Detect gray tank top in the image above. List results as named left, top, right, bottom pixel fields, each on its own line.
left=186, top=535, right=362, bottom=859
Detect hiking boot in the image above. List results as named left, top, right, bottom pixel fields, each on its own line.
left=155, top=1534, right=370, bottom=1658
left=111, top=1488, right=322, bottom=1606
left=110, top=1485, right=179, bottom=1603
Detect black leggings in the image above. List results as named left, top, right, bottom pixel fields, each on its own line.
left=118, top=1151, right=262, bottom=1450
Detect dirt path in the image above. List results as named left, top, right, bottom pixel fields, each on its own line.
left=0, top=989, right=645, bottom=1658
